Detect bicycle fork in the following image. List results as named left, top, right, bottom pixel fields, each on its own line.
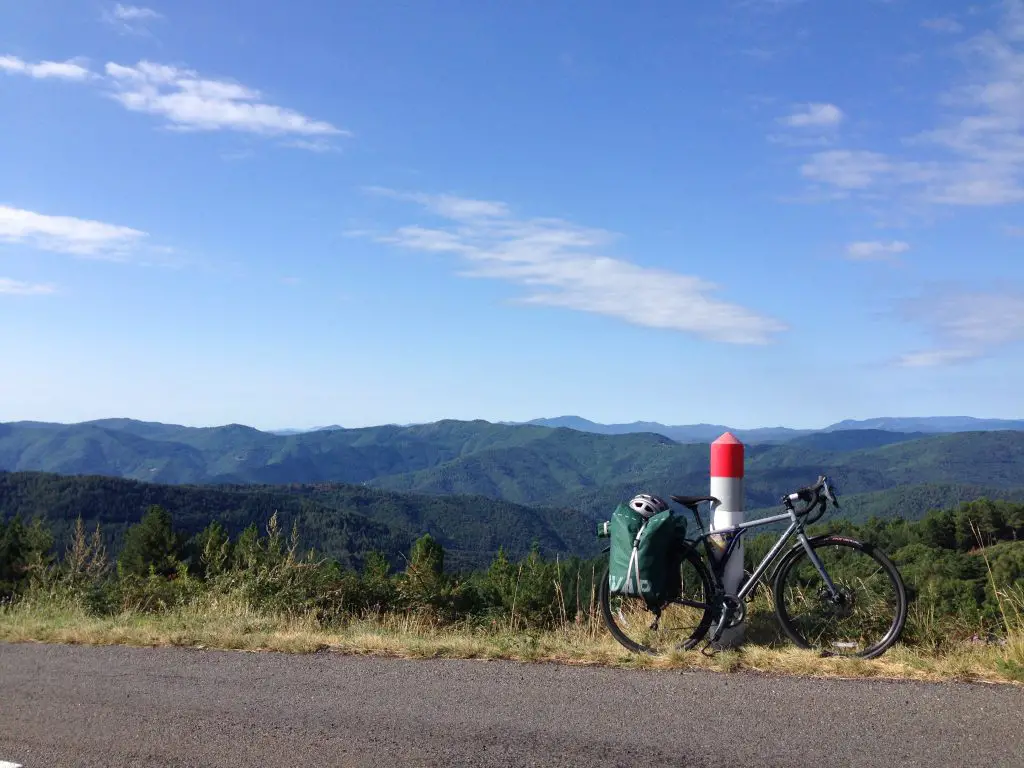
left=796, top=532, right=841, bottom=598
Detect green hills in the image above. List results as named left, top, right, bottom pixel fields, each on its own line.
left=4, top=419, right=1024, bottom=515
left=4, top=417, right=1024, bottom=526
left=0, top=470, right=596, bottom=571
left=5, top=417, right=1024, bottom=567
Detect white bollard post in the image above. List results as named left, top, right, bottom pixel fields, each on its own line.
left=710, top=431, right=745, bottom=647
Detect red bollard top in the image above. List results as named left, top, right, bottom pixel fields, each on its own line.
left=711, top=432, right=744, bottom=478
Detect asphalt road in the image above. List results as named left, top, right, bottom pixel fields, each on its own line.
left=0, top=643, right=1021, bottom=767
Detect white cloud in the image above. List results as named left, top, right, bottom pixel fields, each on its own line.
left=366, top=187, right=510, bottom=219
left=793, top=1, right=1024, bottom=207
left=102, top=4, right=164, bottom=35
left=368, top=190, right=787, bottom=345
left=0, top=205, right=147, bottom=258
left=0, top=278, right=56, bottom=296
left=1008, top=0, right=1024, bottom=40
left=113, top=4, right=162, bottom=20
left=2, top=51, right=345, bottom=149
left=898, top=348, right=979, bottom=367
left=0, top=55, right=91, bottom=81
left=284, top=139, right=341, bottom=153
left=922, top=17, right=964, bottom=34
left=845, top=240, right=911, bottom=261
left=800, top=150, right=901, bottom=189
left=897, top=288, right=1024, bottom=366
left=780, top=103, right=845, bottom=128
left=103, top=60, right=347, bottom=140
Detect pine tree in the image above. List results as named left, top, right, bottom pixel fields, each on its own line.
left=118, top=505, right=182, bottom=578
left=408, top=533, right=444, bottom=578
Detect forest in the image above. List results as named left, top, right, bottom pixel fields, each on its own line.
left=2, top=495, right=1021, bottom=651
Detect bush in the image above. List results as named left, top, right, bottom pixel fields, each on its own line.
left=1, top=498, right=1021, bottom=645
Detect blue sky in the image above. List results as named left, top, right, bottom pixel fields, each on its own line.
left=1, top=0, right=1023, bottom=431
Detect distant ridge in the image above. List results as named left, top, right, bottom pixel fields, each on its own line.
left=514, top=415, right=1024, bottom=443
left=6, top=415, right=1024, bottom=443
left=822, top=416, right=1024, bottom=433
left=3, top=416, right=1024, bottom=521
left=268, top=425, right=345, bottom=436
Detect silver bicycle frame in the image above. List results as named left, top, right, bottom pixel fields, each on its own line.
left=701, top=506, right=839, bottom=601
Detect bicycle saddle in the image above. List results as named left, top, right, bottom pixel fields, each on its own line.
left=670, top=495, right=720, bottom=509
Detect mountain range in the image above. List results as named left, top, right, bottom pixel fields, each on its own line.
left=515, top=415, right=1024, bottom=444
left=4, top=417, right=1024, bottom=523
left=264, top=415, right=1024, bottom=444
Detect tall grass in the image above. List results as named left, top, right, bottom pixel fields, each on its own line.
left=972, top=521, right=1024, bottom=681
left=2, top=509, right=1023, bottom=683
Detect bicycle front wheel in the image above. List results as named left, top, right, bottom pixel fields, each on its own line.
left=772, top=535, right=907, bottom=659
left=599, top=546, right=715, bottom=655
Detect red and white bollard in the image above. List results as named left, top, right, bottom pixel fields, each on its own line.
left=710, top=432, right=745, bottom=647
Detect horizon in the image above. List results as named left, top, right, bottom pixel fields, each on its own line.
left=4, top=411, right=1024, bottom=434
left=3, top=0, right=1023, bottom=428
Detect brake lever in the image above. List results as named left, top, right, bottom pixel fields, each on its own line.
left=822, top=477, right=840, bottom=508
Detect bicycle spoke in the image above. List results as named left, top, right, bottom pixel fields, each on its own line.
left=601, top=547, right=714, bottom=654
left=774, top=538, right=906, bottom=658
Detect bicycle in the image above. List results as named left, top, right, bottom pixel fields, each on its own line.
left=598, top=475, right=908, bottom=659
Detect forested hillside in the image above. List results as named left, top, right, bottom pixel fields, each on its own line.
left=5, top=419, right=1024, bottom=522
left=0, top=471, right=597, bottom=571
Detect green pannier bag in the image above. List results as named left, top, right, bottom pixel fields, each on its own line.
left=599, top=502, right=687, bottom=611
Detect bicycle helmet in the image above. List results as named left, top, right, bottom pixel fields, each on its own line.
left=628, top=493, right=669, bottom=519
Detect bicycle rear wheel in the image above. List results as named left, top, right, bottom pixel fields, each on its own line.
left=772, top=535, right=907, bottom=659
left=599, top=546, right=715, bottom=654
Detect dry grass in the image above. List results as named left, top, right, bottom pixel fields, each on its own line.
left=2, top=594, right=1021, bottom=685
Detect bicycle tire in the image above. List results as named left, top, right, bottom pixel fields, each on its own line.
left=599, top=544, right=715, bottom=655
left=772, top=535, right=907, bottom=659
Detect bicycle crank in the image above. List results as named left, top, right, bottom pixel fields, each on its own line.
left=707, top=596, right=745, bottom=646
left=722, top=596, right=746, bottom=628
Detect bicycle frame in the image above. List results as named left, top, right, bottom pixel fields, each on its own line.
left=690, top=503, right=839, bottom=601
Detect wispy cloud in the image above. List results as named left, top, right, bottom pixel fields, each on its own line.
left=0, top=55, right=91, bottom=81
left=780, top=103, right=844, bottom=128
left=102, top=4, right=164, bottom=35
left=800, top=150, right=918, bottom=190
left=284, top=138, right=342, bottom=153
left=2, top=52, right=346, bottom=150
left=898, top=348, right=980, bottom=367
left=366, top=189, right=787, bottom=345
left=1007, top=225, right=1024, bottom=236
left=112, top=3, right=161, bottom=20
left=922, top=17, right=964, bottom=34
left=897, top=288, right=1024, bottom=366
left=365, top=187, right=511, bottom=219
left=104, top=61, right=347, bottom=139
left=0, top=278, right=57, bottom=296
left=845, top=240, right=911, bottom=262
left=795, top=1, right=1024, bottom=208
left=0, top=205, right=147, bottom=258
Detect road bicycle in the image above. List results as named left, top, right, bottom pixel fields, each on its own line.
left=599, top=476, right=908, bottom=659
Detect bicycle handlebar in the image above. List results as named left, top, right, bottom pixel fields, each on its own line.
left=782, top=475, right=840, bottom=522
